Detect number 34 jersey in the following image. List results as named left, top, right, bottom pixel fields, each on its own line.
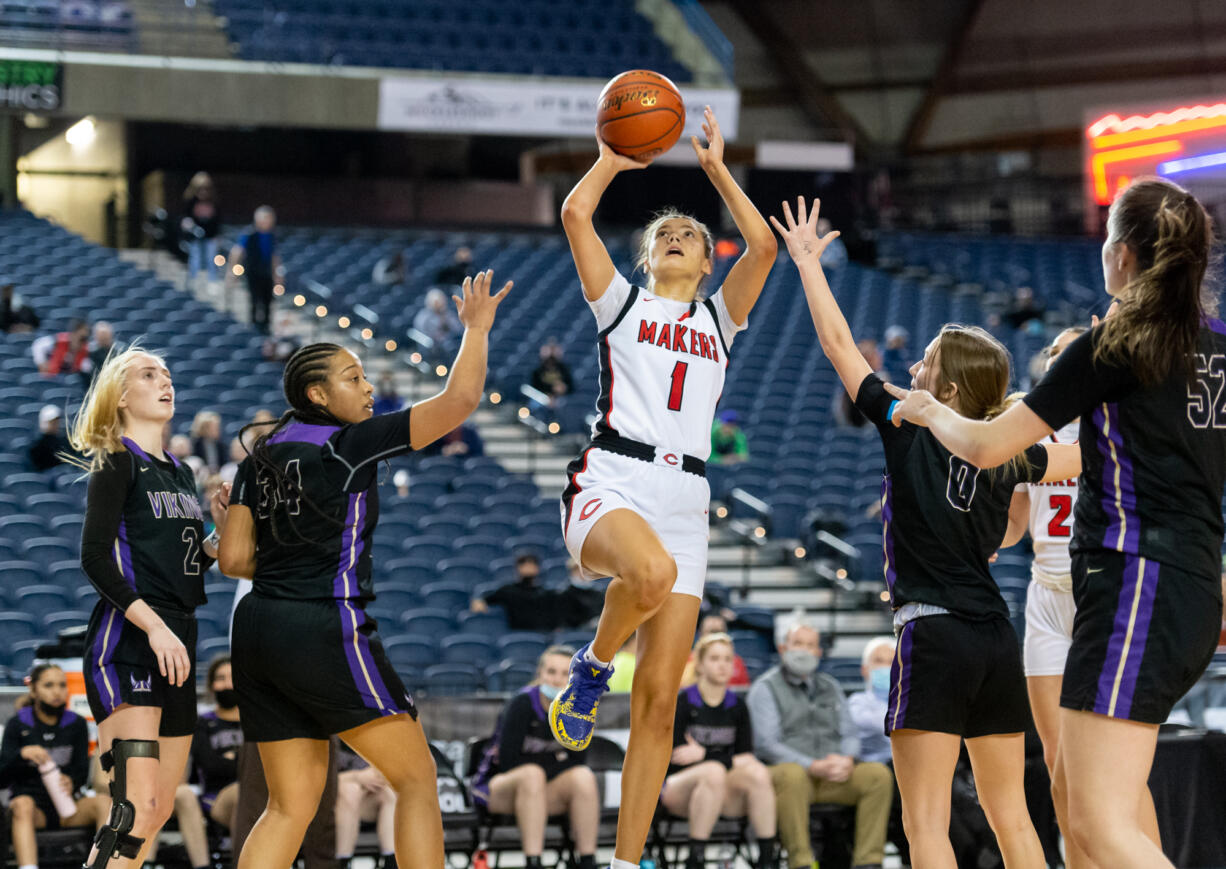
left=588, top=271, right=745, bottom=459
left=1024, top=323, right=1226, bottom=581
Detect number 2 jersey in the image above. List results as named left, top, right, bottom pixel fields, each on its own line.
left=233, top=409, right=415, bottom=602
left=1024, top=323, right=1226, bottom=580
left=588, top=271, right=745, bottom=458
left=1024, top=421, right=1081, bottom=587
left=855, top=373, right=1049, bottom=620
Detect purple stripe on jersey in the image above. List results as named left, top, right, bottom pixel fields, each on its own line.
left=1093, top=403, right=1139, bottom=552
left=1203, top=316, right=1226, bottom=336
left=89, top=605, right=123, bottom=714
left=17, top=706, right=35, bottom=727
left=1094, top=555, right=1160, bottom=719
left=120, top=437, right=150, bottom=461
left=685, top=683, right=702, bottom=708
left=528, top=685, right=547, bottom=720
left=886, top=620, right=914, bottom=734
left=880, top=476, right=897, bottom=599
left=116, top=520, right=137, bottom=592
left=337, top=603, right=397, bottom=712
left=268, top=423, right=339, bottom=446
left=333, top=493, right=363, bottom=599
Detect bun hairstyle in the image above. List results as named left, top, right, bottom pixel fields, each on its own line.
left=1096, top=177, right=1216, bottom=385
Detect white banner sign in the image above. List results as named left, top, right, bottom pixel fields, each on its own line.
left=377, top=76, right=739, bottom=140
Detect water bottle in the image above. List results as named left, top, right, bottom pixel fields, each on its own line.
left=471, top=850, right=490, bottom=869
left=38, top=759, right=76, bottom=818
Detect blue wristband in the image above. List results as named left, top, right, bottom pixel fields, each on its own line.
left=886, top=399, right=900, bottom=423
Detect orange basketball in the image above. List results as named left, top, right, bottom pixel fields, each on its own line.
left=597, top=69, right=686, bottom=162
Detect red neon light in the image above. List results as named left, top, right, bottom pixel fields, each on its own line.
left=1091, top=116, right=1226, bottom=149
left=1091, top=141, right=1182, bottom=203
left=1087, top=103, right=1226, bottom=139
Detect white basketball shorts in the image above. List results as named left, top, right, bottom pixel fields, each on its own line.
left=1023, top=578, right=1077, bottom=677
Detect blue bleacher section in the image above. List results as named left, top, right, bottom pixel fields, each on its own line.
left=0, top=0, right=135, bottom=50
left=212, top=0, right=691, bottom=81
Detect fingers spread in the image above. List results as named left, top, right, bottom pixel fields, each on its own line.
left=768, top=215, right=785, bottom=235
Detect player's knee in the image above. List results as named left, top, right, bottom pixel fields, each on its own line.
left=173, top=783, right=196, bottom=809
left=567, top=764, right=598, bottom=796
left=743, top=759, right=772, bottom=791
left=1066, top=799, right=1112, bottom=854
left=698, top=761, right=728, bottom=792
left=625, top=553, right=677, bottom=610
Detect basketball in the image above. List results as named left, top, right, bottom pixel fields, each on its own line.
left=596, top=69, right=686, bottom=161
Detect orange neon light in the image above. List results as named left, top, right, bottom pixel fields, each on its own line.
left=1087, top=103, right=1226, bottom=139
left=1091, top=115, right=1226, bottom=149
left=1091, top=141, right=1182, bottom=203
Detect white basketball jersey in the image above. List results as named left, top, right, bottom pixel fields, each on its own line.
left=1026, top=421, right=1080, bottom=577
left=587, top=272, right=745, bottom=459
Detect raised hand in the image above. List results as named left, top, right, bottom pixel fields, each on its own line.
left=769, top=197, right=842, bottom=266
left=596, top=130, right=650, bottom=171
left=690, top=105, right=724, bottom=171
left=882, top=381, right=938, bottom=428
left=452, top=270, right=513, bottom=334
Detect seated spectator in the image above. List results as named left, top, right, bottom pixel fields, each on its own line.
left=420, top=422, right=483, bottom=458
left=530, top=339, right=574, bottom=403
left=709, top=409, right=749, bottom=465
left=0, top=664, right=110, bottom=866
left=88, top=321, right=115, bottom=380
left=191, top=410, right=224, bottom=472
left=846, top=637, right=894, bottom=765
left=681, top=613, right=750, bottom=688
left=0, top=282, right=39, bottom=333
left=470, top=646, right=599, bottom=869
left=32, top=318, right=91, bottom=380
left=219, top=435, right=247, bottom=484
left=747, top=620, right=892, bottom=869
left=372, top=250, right=407, bottom=286
left=372, top=372, right=403, bottom=416
left=336, top=759, right=396, bottom=869
left=171, top=655, right=242, bottom=869
left=168, top=433, right=203, bottom=478
left=434, top=246, right=473, bottom=287
left=817, top=218, right=848, bottom=269
left=413, top=288, right=463, bottom=357
left=28, top=404, right=71, bottom=472
left=472, top=554, right=585, bottom=631
left=1003, top=286, right=1045, bottom=331
left=663, top=633, right=778, bottom=869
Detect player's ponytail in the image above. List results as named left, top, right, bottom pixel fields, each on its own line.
left=1094, top=178, right=1215, bottom=385
left=65, top=343, right=166, bottom=474
left=239, top=343, right=348, bottom=548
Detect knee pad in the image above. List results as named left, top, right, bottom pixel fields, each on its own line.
left=84, top=739, right=160, bottom=868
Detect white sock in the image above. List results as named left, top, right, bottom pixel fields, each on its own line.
left=610, top=860, right=638, bottom=869
left=19, top=864, right=38, bottom=869
left=583, top=645, right=611, bottom=668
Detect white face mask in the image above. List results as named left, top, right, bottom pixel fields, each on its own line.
left=538, top=683, right=561, bottom=700
left=782, top=649, right=818, bottom=677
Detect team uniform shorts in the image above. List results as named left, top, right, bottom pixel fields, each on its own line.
left=1062, top=549, right=1221, bottom=724
left=886, top=613, right=1031, bottom=737
left=560, top=447, right=710, bottom=599
left=232, top=594, right=417, bottom=742
left=1023, top=579, right=1077, bottom=677
left=84, top=601, right=198, bottom=737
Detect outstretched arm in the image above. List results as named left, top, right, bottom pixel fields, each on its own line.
left=770, top=197, right=871, bottom=399
left=693, top=107, right=776, bottom=324
left=560, top=137, right=647, bottom=301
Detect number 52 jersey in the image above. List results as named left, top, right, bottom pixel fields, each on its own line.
left=587, top=271, right=746, bottom=459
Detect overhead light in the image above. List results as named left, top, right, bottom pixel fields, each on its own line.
left=65, top=117, right=96, bottom=148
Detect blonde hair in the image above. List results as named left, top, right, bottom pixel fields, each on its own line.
left=67, top=344, right=167, bottom=474
left=694, top=631, right=734, bottom=663
left=534, top=645, right=575, bottom=683
left=183, top=171, right=214, bottom=200
left=634, top=209, right=714, bottom=284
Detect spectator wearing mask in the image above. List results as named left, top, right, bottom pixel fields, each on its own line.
left=413, top=288, right=464, bottom=358
left=0, top=664, right=110, bottom=866
left=434, top=246, right=473, bottom=287
left=28, top=405, right=71, bottom=472
left=470, top=646, right=600, bottom=869
left=681, top=613, right=751, bottom=688
left=170, top=655, right=242, bottom=869
left=89, top=321, right=114, bottom=378
left=227, top=205, right=281, bottom=334
left=32, top=319, right=91, bottom=379
left=747, top=621, right=893, bottom=869
left=372, top=372, right=403, bottom=416
left=709, top=409, right=749, bottom=465
left=530, top=339, right=574, bottom=402
left=470, top=554, right=556, bottom=631
left=190, top=411, right=224, bottom=472
left=181, top=172, right=222, bottom=286
left=0, top=283, right=39, bottom=333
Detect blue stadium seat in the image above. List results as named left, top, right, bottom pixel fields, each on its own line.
left=439, top=633, right=496, bottom=666
left=20, top=537, right=77, bottom=563
left=419, top=581, right=470, bottom=613
left=7, top=639, right=45, bottom=675
left=456, top=608, right=508, bottom=635
left=4, top=473, right=53, bottom=500
left=401, top=536, right=453, bottom=563
left=0, top=612, right=40, bottom=645
left=437, top=557, right=494, bottom=589
left=484, top=659, right=537, bottom=693
left=422, top=663, right=483, bottom=696
left=495, top=632, right=549, bottom=663
left=383, top=636, right=437, bottom=671
left=399, top=607, right=457, bottom=637
left=15, top=584, right=74, bottom=614
left=0, top=515, right=46, bottom=538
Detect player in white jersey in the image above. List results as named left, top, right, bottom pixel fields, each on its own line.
left=550, top=108, right=776, bottom=869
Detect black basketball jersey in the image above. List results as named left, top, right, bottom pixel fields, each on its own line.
left=233, top=409, right=415, bottom=601
left=669, top=684, right=752, bottom=774
left=1024, top=323, right=1226, bottom=580
left=0, top=707, right=90, bottom=799
left=191, top=711, right=242, bottom=796
left=855, top=374, right=1048, bottom=619
left=80, top=439, right=208, bottom=614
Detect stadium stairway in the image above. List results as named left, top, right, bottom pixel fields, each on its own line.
left=128, top=0, right=233, bottom=58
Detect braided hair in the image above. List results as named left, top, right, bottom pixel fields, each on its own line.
left=239, top=342, right=349, bottom=547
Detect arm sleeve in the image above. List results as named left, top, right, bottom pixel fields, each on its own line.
left=708, top=288, right=749, bottom=347
left=1023, top=330, right=1135, bottom=430
left=67, top=719, right=90, bottom=791
left=1021, top=443, right=1050, bottom=485
left=746, top=681, right=814, bottom=768
left=587, top=271, right=632, bottom=331
left=733, top=698, right=753, bottom=757
left=0, top=716, right=24, bottom=786
left=80, top=452, right=140, bottom=612
left=837, top=688, right=861, bottom=758
left=329, top=407, right=415, bottom=472
left=495, top=694, right=531, bottom=771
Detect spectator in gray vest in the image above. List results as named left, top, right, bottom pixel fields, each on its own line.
left=746, top=620, right=892, bottom=869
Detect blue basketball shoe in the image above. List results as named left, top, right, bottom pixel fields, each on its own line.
left=548, top=642, right=614, bottom=751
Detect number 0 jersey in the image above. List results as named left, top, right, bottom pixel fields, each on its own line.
left=1025, top=421, right=1081, bottom=583
left=1024, top=324, right=1226, bottom=580
left=588, top=271, right=745, bottom=459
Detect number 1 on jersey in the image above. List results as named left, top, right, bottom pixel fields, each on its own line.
left=668, top=361, right=688, bottom=412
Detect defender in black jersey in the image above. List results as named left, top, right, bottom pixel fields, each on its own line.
left=68, top=345, right=231, bottom=868
left=772, top=198, right=1080, bottom=868
left=884, top=179, right=1222, bottom=869
left=0, top=665, right=109, bottom=862
left=469, top=647, right=599, bottom=869
left=219, top=269, right=510, bottom=869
